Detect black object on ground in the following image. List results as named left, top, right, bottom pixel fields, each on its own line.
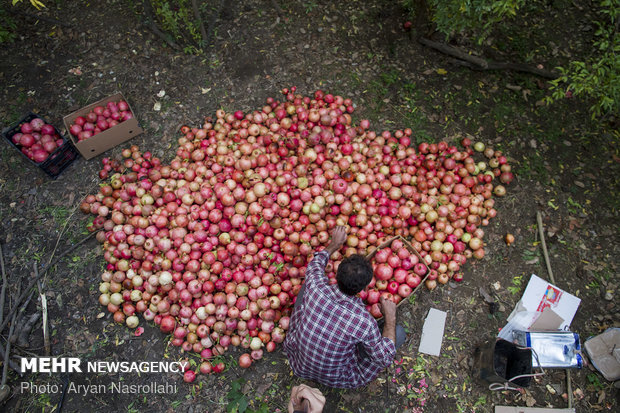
left=473, top=339, right=533, bottom=388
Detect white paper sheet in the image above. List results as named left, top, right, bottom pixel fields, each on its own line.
left=418, top=308, right=447, bottom=356
left=498, top=274, right=581, bottom=340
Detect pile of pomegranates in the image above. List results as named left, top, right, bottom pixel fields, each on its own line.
left=9, top=116, right=66, bottom=163
left=81, top=87, right=513, bottom=376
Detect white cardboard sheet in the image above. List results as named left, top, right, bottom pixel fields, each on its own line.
left=498, top=274, right=581, bottom=341
left=495, top=407, right=575, bottom=413
left=418, top=308, right=447, bottom=356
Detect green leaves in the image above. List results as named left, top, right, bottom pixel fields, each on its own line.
left=507, top=275, right=523, bottom=295
left=12, top=0, right=46, bottom=9
left=226, top=379, right=249, bottom=413
left=0, top=6, right=17, bottom=43
left=419, top=0, right=526, bottom=44
left=404, top=0, right=619, bottom=119
left=225, top=378, right=271, bottom=413
left=546, top=0, right=620, bottom=118
left=150, top=0, right=206, bottom=52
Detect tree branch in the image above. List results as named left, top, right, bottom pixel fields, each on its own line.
left=418, top=37, right=558, bottom=79
left=141, top=0, right=181, bottom=51
left=191, top=0, right=208, bottom=47
left=9, top=9, right=72, bottom=28
left=204, top=0, right=225, bottom=49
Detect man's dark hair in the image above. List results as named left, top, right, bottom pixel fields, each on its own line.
left=336, top=254, right=373, bottom=296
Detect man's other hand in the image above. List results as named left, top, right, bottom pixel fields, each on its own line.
left=380, top=297, right=396, bottom=323
left=325, top=226, right=347, bottom=256
left=288, top=384, right=325, bottom=413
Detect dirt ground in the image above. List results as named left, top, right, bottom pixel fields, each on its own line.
left=0, top=0, right=618, bottom=412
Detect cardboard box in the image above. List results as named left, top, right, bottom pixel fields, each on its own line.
left=365, top=235, right=432, bottom=320
left=584, top=327, right=620, bottom=381
left=495, top=407, right=575, bottom=413
left=63, top=92, right=143, bottom=160
left=498, top=274, right=581, bottom=341
left=365, top=235, right=431, bottom=298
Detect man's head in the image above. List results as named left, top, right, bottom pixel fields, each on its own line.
left=336, top=254, right=373, bottom=296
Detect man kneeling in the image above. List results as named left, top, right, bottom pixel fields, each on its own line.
left=284, top=226, right=405, bottom=389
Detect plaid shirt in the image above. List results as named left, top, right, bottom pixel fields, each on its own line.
left=283, top=250, right=395, bottom=388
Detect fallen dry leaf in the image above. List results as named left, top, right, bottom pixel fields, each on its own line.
left=525, top=392, right=536, bottom=407
left=573, top=388, right=585, bottom=400
left=568, top=217, right=581, bottom=230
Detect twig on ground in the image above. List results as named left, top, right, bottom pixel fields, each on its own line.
left=567, top=369, right=573, bottom=409
left=11, top=290, right=35, bottom=345
left=46, top=203, right=80, bottom=282
left=419, top=37, right=489, bottom=68
left=44, top=229, right=100, bottom=274
left=9, top=9, right=72, bottom=28
left=0, top=342, right=21, bottom=378
left=12, top=347, right=40, bottom=357
left=0, top=230, right=100, bottom=335
left=536, top=211, right=556, bottom=284
left=17, top=313, right=41, bottom=348
left=536, top=210, right=572, bottom=409
left=0, top=242, right=21, bottom=379
left=2, top=305, right=18, bottom=385
left=0, top=244, right=7, bottom=327
left=0, top=309, right=17, bottom=402
left=418, top=37, right=558, bottom=79
left=0, top=277, right=23, bottom=396
left=35, top=273, right=50, bottom=357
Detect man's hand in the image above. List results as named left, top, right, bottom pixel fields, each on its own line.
left=380, top=297, right=397, bottom=343
left=288, top=384, right=325, bottom=413
left=380, top=297, right=396, bottom=322
left=324, top=226, right=347, bottom=256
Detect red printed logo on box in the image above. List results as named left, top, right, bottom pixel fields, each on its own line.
left=536, top=285, right=563, bottom=312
